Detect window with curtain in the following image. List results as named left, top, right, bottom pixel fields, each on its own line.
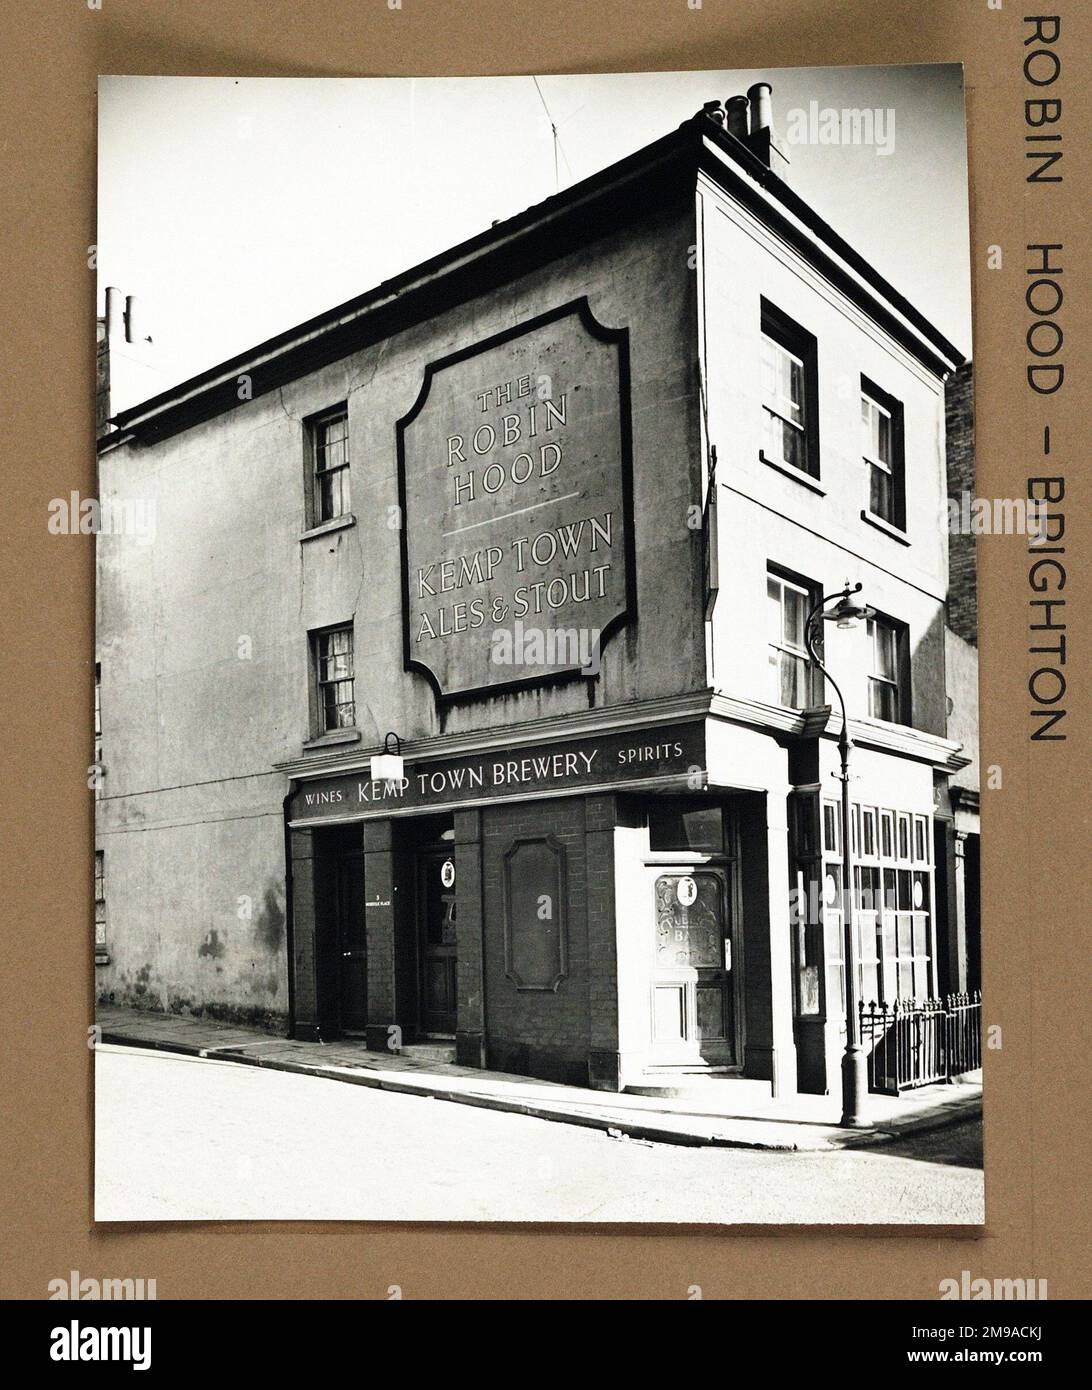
left=760, top=300, right=819, bottom=478
left=867, top=614, right=908, bottom=723
left=311, top=406, right=350, bottom=524
left=860, top=377, right=906, bottom=529
left=314, top=624, right=356, bottom=732
left=767, top=570, right=817, bottom=708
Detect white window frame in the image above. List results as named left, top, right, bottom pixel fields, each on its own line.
left=761, top=334, right=808, bottom=473
left=867, top=615, right=905, bottom=723
left=767, top=571, right=815, bottom=709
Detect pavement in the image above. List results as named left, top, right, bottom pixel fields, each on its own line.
left=96, top=1004, right=982, bottom=1154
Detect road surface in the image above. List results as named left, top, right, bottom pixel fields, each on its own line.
left=94, top=1044, right=984, bottom=1224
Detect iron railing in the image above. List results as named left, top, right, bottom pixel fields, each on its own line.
left=860, top=991, right=982, bottom=1094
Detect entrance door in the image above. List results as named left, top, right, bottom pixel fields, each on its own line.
left=334, top=833, right=368, bottom=1032
left=650, top=868, right=735, bottom=1065
left=417, top=850, right=457, bottom=1035
left=314, top=826, right=367, bottom=1036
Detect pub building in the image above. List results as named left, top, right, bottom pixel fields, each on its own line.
left=95, top=86, right=976, bottom=1099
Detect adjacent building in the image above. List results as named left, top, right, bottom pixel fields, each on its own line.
left=95, top=88, right=975, bottom=1097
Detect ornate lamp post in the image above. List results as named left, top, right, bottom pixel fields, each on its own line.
left=805, top=582, right=874, bottom=1128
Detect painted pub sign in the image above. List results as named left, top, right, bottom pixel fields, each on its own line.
left=396, top=298, right=634, bottom=701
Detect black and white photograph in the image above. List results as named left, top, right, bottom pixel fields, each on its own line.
left=91, top=65, right=984, bottom=1225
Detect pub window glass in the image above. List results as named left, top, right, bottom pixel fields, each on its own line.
left=822, top=801, right=840, bottom=856
left=862, top=808, right=877, bottom=858
left=880, top=810, right=895, bottom=859
left=648, top=803, right=725, bottom=855
left=913, top=815, right=928, bottom=863
left=789, top=791, right=823, bottom=1019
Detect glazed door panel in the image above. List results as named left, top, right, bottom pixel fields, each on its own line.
left=650, top=869, right=735, bottom=1064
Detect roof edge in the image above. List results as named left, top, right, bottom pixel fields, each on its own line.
left=106, top=109, right=966, bottom=446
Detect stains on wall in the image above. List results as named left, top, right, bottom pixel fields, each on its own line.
left=198, top=929, right=225, bottom=959
left=254, top=883, right=285, bottom=953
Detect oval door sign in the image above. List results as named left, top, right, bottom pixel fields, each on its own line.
left=676, top=875, right=698, bottom=907
left=440, top=858, right=456, bottom=889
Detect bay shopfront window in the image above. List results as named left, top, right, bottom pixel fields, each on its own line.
left=790, top=790, right=936, bottom=1023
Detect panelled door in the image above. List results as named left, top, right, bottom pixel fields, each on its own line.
left=335, top=833, right=368, bottom=1033
left=417, top=850, right=457, bottom=1035
left=650, top=868, right=735, bottom=1065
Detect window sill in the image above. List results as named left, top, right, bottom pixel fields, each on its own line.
left=860, top=510, right=910, bottom=545
left=760, top=451, right=826, bottom=495
left=300, top=514, right=356, bottom=543
left=859, top=713, right=915, bottom=741
left=302, top=728, right=362, bottom=751
left=95, top=953, right=111, bottom=967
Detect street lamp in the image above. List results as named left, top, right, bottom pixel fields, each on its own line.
left=805, top=581, right=875, bottom=1128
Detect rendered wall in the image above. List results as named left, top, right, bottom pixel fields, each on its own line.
left=95, top=196, right=702, bottom=1027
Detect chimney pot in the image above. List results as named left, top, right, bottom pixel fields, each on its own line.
left=747, top=82, right=773, bottom=135
left=105, top=287, right=126, bottom=344
left=125, top=294, right=142, bottom=345
left=726, top=95, right=749, bottom=139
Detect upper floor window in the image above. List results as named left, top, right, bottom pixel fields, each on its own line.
left=767, top=569, right=819, bottom=708
left=860, top=377, right=906, bottom=530
left=310, top=406, right=350, bottom=524
left=313, top=624, right=356, bottom=733
left=760, top=300, right=819, bottom=480
left=867, top=613, right=909, bottom=724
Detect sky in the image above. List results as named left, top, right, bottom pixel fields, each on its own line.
left=98, top=65, right=971, bottom=399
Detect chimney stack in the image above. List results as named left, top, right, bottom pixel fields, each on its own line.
left=713, top=83, right=789, bottom=173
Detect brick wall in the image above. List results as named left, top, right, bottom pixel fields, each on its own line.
left=945, top=361, right=977, bottom=646
left=481, top=796, right=595, bottom=1085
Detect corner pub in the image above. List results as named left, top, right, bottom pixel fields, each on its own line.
left=95, top=86, right=978, bottom=1099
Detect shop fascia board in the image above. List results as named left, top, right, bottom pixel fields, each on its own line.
left=273, top=686, right=968, bottom=794
left=274, top=689, right=717, bottom=783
